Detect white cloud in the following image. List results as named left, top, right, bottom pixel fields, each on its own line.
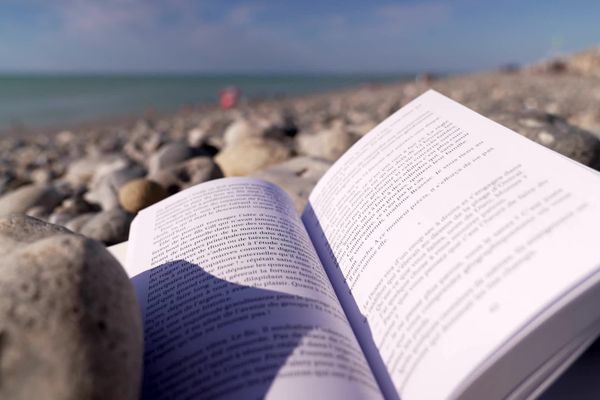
left=226, top=3, right=262, bottom=26
left=0, top=0, right=458, bottom=72
left=374, top=2, right=451, bottom=28
left=59, top=0, right=160, bottom=34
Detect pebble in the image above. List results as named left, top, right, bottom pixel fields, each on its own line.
left=0, top=171, right=28, bottom=196
left=295, top=126, right=357, bottom=161
left=25, top=205, right=51, bottom=220
left=64, top=213, right=96, bottom=232
left=64, top=154, right=130, bottom=188
left=48, top=196, right=99, bottom=226
left=215, top=137, right=292, bottom=176
left=223, top=119, right=265, bottom=147
left=30, top=168, right=54, bottom=185
left=77, top=209, right=134, bottom=245
left=85, top=166, right=146, bottom=210
left=123, top=128, right=166, bottom=165
left=118, top=179, right=167, bottom=213
left=490, top=110, right=600, bottom=167
left=148, top=142, right=194, bottom=175
left=254, top=156, right=332, bottom=212
left=149, top=156, right=223, bottom=194
left=223, top=116, right=294, bottom=147
left=0, top=184, right=65, bottom=216
left=187, top=127, right=209, bottom=147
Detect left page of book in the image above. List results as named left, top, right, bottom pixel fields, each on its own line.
left=125, top=177, right=383, bottom=400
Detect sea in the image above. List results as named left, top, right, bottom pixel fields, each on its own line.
left=0, top=73, right=410, bottom=133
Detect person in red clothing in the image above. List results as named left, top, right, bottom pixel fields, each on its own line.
left=219, top=86, right=240, bottom=109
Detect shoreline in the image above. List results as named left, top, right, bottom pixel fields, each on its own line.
left=0, top=76, right=413, bottom=139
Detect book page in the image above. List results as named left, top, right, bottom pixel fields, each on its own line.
left=126, top=178, right=383, bottom=399
left=303, top=90, right=600, bottom=399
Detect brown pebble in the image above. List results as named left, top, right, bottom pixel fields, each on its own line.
left=118, top=179, right=167, bottom=213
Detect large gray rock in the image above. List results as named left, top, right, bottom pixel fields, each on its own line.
left=0, top=184, right=65, bottom=216
left=149, top=156, right=223, bottom=194
left=78, top=209, right=134, bottom=245
left=0, top=214, right=142, bottom=400
left=215, top=137, right=292, bottom=177
left=490, top=111, right=600, bottom=168
left=254, top=156, right=332, bottom=213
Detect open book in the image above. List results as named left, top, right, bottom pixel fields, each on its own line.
left=122, top=90, right=600, bottom=399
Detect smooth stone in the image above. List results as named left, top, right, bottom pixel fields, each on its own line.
left=0, top=184, right=65, bottom=216
left=348, top=121, right=378, bottom=137
left=64, top=154, right=130, bottom=188
left=55, top=130, right=76, bottom=145
left=149, top=156, right=223, bottom=194
left=25, top=205, right=50, bottom=221
left=0, top=214, right=142, bottom=400
left=222, top=116, right=293, bottom=147
left=64, top=213, right=96, bottom=233
left=215, top=137, right=292, bottom=177
left=30, top=168, right=54, bottom=185
left=569, top=109, right=600, bottom=138
left=48, top=196, right=99, bottom=227
left=148, top=142, right=195, bottom=175
left=12, top=145, right=45, bottom=170
left=85, top=166, right=146, bottom=210
left=124, top=130, right=166, bottom=165
left=0, top=171, right=29, bottom=196
left=223, top=119, right=265, bottom=147
left=254, top=156, right=332, bottom=213
left=78, top=209, right=134, bottom=245
left=187, top=127, right=209, bottom=147
left=118, top=179, right=167, bottom=213
left=566, top=48, right=600, bottom=77
left=295, top=127, right=357, bottom=161
left=47, top=210, right=76, bottom=226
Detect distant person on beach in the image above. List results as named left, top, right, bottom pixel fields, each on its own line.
left=219, top=86, right=240, bottom=109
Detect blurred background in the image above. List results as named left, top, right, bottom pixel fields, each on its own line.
left=1, top=0, right=600, bottom=133
left=1, top=4, right=600, bottom=398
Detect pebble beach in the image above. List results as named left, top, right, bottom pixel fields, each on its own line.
left=2, top=50, right=600, bottom=246
left=1, top=48, right=600, bottom=398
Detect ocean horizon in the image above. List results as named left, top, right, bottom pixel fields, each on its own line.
left=0, top=73, right=412, bottom=134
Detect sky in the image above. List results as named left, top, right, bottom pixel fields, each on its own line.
left=0, top=0, right=599, bottom=74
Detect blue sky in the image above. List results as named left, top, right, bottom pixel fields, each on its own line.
left=0, top=0, right=599, bottom=73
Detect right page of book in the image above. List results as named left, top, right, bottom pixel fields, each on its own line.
left=302, top=90, right=600, bottom=399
